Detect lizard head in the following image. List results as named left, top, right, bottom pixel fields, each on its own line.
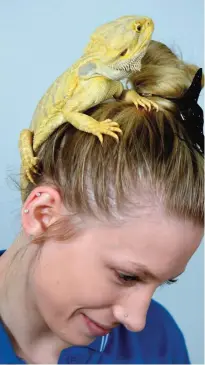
left=84, top=15, right=154, bottom=74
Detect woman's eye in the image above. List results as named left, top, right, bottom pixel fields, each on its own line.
left=117, top=272, right=139, bottom=285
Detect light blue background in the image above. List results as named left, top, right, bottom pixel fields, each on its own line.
left=0, top=1, right=204, bottom=363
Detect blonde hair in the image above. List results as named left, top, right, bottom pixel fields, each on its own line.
left=20, top=41, right=204, bottom=243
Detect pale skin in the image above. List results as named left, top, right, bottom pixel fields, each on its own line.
left=0, top=186, right=203, bottom=363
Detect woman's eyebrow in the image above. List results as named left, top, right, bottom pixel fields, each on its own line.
left=128, top=262, right=161, bottom=281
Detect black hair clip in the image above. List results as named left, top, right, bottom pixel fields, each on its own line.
left=167, top=68, right=204, bottom=156
left=139, top=69, right=204, bottom=156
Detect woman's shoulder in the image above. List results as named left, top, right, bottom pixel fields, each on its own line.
left=146, top=298, right=183, bottom=332
left=140, top=299, right=188, bottom=346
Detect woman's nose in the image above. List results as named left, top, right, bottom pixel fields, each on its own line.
left=112, top=288, right=154, bottom=332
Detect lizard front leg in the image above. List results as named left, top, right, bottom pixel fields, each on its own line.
left=32, top=78, right=124, bottom=150
left=62, top=111, right=122, bottom=144
left=61, top=78, right=124, bottom=143
left=120, top=89, right=159, bottom=111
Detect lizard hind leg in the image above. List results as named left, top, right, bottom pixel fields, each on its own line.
left=19, top=129, right=39, bottom=184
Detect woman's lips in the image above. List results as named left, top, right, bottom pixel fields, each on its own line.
left=82, top=314, right=112, bottom=336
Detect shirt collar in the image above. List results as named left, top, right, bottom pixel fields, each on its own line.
left=88, top=333, right=110, bottom=352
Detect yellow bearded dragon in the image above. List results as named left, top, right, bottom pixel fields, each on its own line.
left=19, top=15, right=158, bottom=190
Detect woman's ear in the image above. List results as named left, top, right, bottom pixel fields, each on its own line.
left=21, top=186, right=66, bottom=237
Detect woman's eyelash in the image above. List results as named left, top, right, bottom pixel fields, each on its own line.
left=116, top=271, right=179, bottom=287
left=117, top=272, right=140, bottom=285
left=165, top=278, right=178, bottom=285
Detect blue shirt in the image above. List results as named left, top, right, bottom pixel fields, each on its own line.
left=0, top=250, right=190, bottom=364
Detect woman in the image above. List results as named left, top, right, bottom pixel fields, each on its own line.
left=0, top=41, right=203, bottom=364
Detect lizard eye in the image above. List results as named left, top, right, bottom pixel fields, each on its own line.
left=120, top=49, right=128, bottom=57
left=136, top=23, right=142, bottom=32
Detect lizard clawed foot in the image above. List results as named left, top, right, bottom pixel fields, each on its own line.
left=93, top=119, right=122, bottom=144
left=63, top=112, right=123, bottom=144
left=121, top=90, right=159, bottom=111
left=133, top=96, right=159, bottom=111
left=22, top=156, right=39, bottom=184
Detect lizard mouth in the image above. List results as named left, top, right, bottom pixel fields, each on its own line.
left=112, top=47, right=147, bottom=73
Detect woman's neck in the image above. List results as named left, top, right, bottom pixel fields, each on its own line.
left=0, top=231, right=69, bottom=363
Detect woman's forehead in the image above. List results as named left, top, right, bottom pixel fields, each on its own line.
left=86, top=213, right=203, bottom=275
